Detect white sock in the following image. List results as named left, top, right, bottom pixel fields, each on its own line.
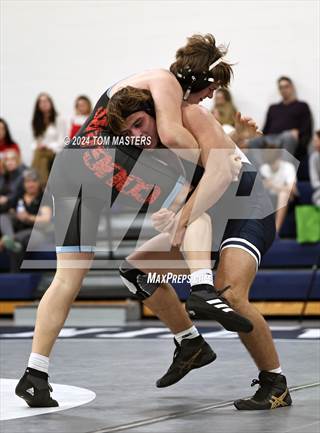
left=266, top=366, right=282, bottom=374
left=28, top=353, right=49, bottom=374
left=175, top=326, right=199, bottom=345
left=190, top=269, right=213, bottom=287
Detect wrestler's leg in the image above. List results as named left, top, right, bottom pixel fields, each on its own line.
left=15, top=252, right=93, bottom=407
left=125, top=212, right=213, bottom=331
left=126, top=232, right=192, bottom=333
left=181, top=212, right=213, bottom=272
left=215, top=247, right=291, bottom=410
left=215, top=247, right=280, bottom=370
left=126, top=215, right=251, bottom=333
left=125, top=229, right=216, bottom=388
left=32, top=252, right=94, bottom=356
left=144, top=283, right=193, bottom=333
left=175, top=214, right=253, bottom=332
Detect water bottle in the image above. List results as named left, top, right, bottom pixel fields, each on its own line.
left=17, top=199, right=25, bottom=214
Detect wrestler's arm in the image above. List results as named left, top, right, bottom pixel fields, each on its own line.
left=174, top=105, right=238, bottom=231
left=149, top=72, right=200, bottom=163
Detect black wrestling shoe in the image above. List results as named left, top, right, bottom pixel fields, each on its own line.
left=156, top=335, right=216, bottom=388
left=234, top=371, right=292, bottom=410
left=186, top=284, right=253, bottom=333
left=15, top=368, right=59, bottom=407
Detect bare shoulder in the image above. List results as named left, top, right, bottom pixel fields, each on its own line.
left=182, top=104, right=214, bottom=121
left=111, top=69, right=179, bottom=96
left=149, top=69, right=181, bottom=90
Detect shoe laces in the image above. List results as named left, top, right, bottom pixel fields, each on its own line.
left=195, top=284, right=230, bottom=300
left=250, top=378, right=272, bottom=400
left=215, top=285, right=231, bottom=297
left=173, top=339, right=181, bottom=360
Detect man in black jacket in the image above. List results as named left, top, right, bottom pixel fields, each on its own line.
left=249, top=76, right=312, bottom=163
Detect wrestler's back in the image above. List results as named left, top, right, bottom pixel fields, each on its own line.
left=109, top=69, right=175, bottom=97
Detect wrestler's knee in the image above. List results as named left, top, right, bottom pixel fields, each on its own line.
left=55, top=267, right=88, bottom=290
left=216, top=279, right=250, bottom=312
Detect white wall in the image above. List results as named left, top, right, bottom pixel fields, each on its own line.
left=1, top=0, right=319, bottom=164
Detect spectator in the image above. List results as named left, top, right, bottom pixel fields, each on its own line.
left=211, top=88, right=237, bottom=134
left=309, top=130, right=320, bottom=206
left=249, top=76, right=312, bottom=162
left=0, top=169, right=53, bottom=272
left=260, top=144, right=297, bottom=234
left=0, top=150, right=25, bottom=214
left=31, top=93, right=67, bottom=185
left=0, top=118, right=21, bottom=162
left=69, top=95, right=92, bottom=138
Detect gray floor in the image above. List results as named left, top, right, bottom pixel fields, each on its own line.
left=1, top=337, right=319, bottom=433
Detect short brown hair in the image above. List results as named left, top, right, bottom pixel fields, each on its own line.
left=107, top=86, right=154, bottom=135
left=278, top=76, right=293, bottom=86
left=170, top=33, right=233, bottom=90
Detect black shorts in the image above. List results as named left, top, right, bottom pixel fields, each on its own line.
left=214, top=164, right=275, bottom=268
left=47, top=90, right=188, bottom=253
left=185, top=160, right=276, bottom=269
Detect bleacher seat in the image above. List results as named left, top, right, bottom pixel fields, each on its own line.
left=249, top=270, right=319, bottom=300
left=0, top=252, right=10, bottom=270
left=297, top=181, right=313, bottom=204
left=279, top=207, right=296, bottom=238
left=261, top=239, right=320, bottom=267
left=171, top=269, right=319, bottom=302
left=0, top=273, right=42, bottom=299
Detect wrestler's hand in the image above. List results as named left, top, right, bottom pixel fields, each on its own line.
left=151, top=208, right=176, bottom=233
left=168, top=218, right=187, bottom=247
left=234, top=112, right=262, bottom=141
left=230, top=153, right=242, bottom=181
left=152, top=209, right=186, bottom=246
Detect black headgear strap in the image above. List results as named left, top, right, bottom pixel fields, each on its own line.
left=176, top=57, right=224, bottom=100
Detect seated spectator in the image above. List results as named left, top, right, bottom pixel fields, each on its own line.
left=211, top=88, right=237, bottom=134
left=260, top=144, right=297, bottom=234
left=249, top=76, right=312, bottom=164
left=31, top=93, right=67, bottom=186
left=0, top=169, right=53, bottom=272
left=69, top=95, right=92, bottom=138
left=309, top=130, right=320, bottom=206
left=0, top=118, right=21, bottom=163
left=0, top=150, right=25, bottom=214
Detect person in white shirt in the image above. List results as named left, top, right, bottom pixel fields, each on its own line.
left=31, top=93, right=67, bottom=185
left=260, top=144, right=297, bottom=233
